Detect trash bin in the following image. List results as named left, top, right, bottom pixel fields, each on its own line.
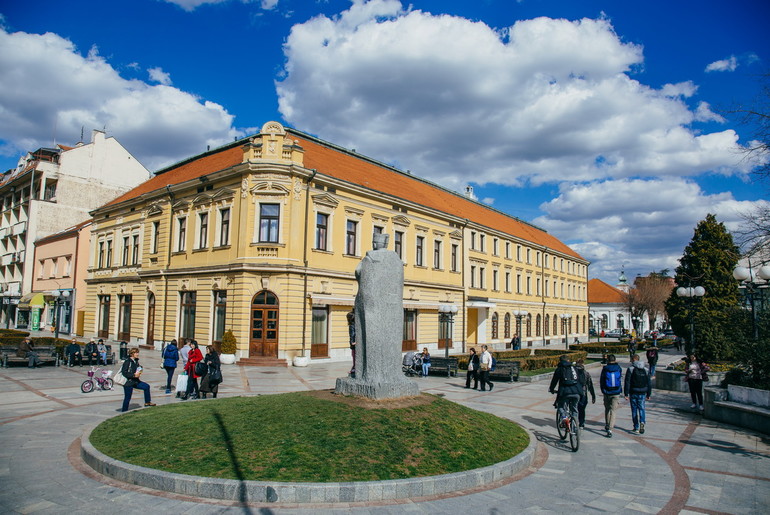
left=119, top=341, right=128, bottom=360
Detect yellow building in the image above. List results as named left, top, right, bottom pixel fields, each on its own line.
left=84, top=121, right=589, bottom=364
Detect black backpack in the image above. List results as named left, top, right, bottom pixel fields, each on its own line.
left=561, top=365, right=578, bottom=386
left=630, top=367, right=649, bottom=390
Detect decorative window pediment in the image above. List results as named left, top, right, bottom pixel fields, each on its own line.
left=311, top=193, right=339, bottom=209
left=172, top=200, right=190, bottom=212
left=192, top=193, right=213, bottom=206
left=146, top=203, right=163, bottom=217
left=392, top=215, right=411, bottom=226
left=251, top=182, right=290, bottom=196
left=212, top=188, right=235, bottom=201
left=449, top=230, right=463, bottom=239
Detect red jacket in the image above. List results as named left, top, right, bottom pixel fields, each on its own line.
left=185, top=348, right=204, bottom=378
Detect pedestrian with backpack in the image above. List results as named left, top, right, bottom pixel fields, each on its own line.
left=599, top=353, right=623, bottom=438
left=624, top=354, right=652, bottom=434
left=548, top=356, right=581, bottom=424
left=646, top=344, right=659, bottom=378
left=575, top=358, right=596, bottom=429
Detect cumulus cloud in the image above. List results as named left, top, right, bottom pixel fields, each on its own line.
left=0, top=28, right=241, bottom=171
left=276, top=1, right=749, bottom=192
left=148, top=66, right=172, bottom=86
left=706, top=55, right=738, bottom=72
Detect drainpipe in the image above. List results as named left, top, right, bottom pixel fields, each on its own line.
left=300, top=169, right=317, bottom=358
left=162, top=185, right=174, bottom=346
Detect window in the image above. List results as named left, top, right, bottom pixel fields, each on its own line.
left=516, top=245, right=521, bottom=261
left=479, top=234, right=485, bottom=253
left=177, top=217, right=187, bottom=252
left=545, top=314, right=550, bottom=336
left=470, top=231, right=476, bottom=250
left=526, top=248, right=531, bottom=264
left=493, top=238, right=499, bottom=256
left=537, top=277, right=541, bottom=296
left=451, top=244, right=458, bottom=272
left=505, top=242, right=511, bottom=259
left=151, top=221, right=160, bottom=254
left=118, top=295, right=131, bottom=340
left=122, top=236, right=130, bottom=266
left=493, top=269, right=499, bottom=291
left=433, top=240, right=442, bottom=269
left=526, top=276, right=531, bottom=295
left=470, top=265, right=476, bottom=288
left=65, top=256, right=72, bottom=277
left=44, top=181, right=57, bottom=200
left=52, top=258, right=59, bottom=277
left=516, top=273, right=521, bottom=294
left=311, top=307, right=328, bottom=348
left=105, top=239, right=113, bottom=267
left=415, top=236, right=424, bottom=266
left=219, top=207, right=231, bottom=246
left=345, top=220, right=358, bottom=255
left=479, top=267, right=485, bottom=289
left=98, top=242, right=104, bottom=268
left=536, top=314, right=542, bottom=337
left=394, top=231, right=404, bottom=259
left=180, top=291, right=196, bottom=339
left=259, top=203, right=280, bottom=243
left=505, top=271, right=511, bottom=292
left=198, top=212, right=209, bottom=249
left=37, top=260, right=44, bottom=279
left=98, top=295, right=110, bottom=338
left=491, top=312, right=499, bottom=339
left=504, top=313, right=511, bottom=339
left=213, top=290, right=226, bottom=344
left=403, top=309, right=417, bottom=351
left=315, top=213, right=328, bottom=250
left=526, top=314, right=532, bottom=337
left=132, top=235, right=140, bottom=265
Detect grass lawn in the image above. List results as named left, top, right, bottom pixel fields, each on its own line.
left=90, top=391, right=528, bottom=482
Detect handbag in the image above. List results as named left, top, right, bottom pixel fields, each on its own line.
left=113, top=360, right=127, bottom=386
left=195, top=361, right=208, bottom=377
left=209, top=366, right=222, bottom=385
left=176, top=372, right=188, bottom=393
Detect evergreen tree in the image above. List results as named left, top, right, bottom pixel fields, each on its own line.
left=665, top=214, right=741, bottom=360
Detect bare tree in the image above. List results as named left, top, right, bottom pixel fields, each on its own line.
left=634, top=272, right=675, bottom=331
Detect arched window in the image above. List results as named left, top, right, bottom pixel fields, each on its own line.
left=544, top=314, right=550, bottom=336
left=553, top=316, right=558, bottom=335
left=536, top=314, right=542, bottom=336
left=504, top=313, right=511, bottom=339
left=491, top=312, right=499, bottom=339
left=526, top=313, right=532, bottom=337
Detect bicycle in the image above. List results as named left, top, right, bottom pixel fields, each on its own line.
left=81, top=366, right=114, bottom=393
left=555, top=401, right=580, bottom=452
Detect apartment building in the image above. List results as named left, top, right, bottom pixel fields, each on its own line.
left=0, top=130, right=149, bottom=330
left=84, top=121, right=589, bottom=363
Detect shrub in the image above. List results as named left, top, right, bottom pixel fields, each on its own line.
left=221, top=330, right=237, bottom=354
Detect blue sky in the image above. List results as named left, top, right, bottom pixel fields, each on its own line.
left=1, top=0, right=768, bottom=284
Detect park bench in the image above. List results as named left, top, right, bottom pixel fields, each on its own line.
left=63, top=345, right=117, bottom=366
left=1, top=346, right=59, bottom=368
left=427, top=356, right=459, bottom=377
left=490, top=360, right=520, bottom=382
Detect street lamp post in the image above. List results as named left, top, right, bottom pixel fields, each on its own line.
left=560, top=313, right=572, bottom=349
left=53, top=289, right=70, bottom=341
left=632, top=315, right=641, bottom=339
left=438, top=304, right=458, bottom=359
left=676, top=285, right=705, bottom=355
left=733, top=263, right=770, bottom=340
left=513, top=310, right=527, bottom=350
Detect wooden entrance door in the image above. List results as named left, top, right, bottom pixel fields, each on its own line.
left=250, top=290, right=279, bottom=357
left=146, top=293, right=155, bottom=347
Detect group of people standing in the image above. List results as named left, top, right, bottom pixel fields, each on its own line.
left=118, top=338, right=223, bottom=412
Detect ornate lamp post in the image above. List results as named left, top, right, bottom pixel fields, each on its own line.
left=632, top=315, right=641, bottom=339
left=676, top=285, right=705, bottom=355
left=53, top=289, right=70, bottom=341
left=733, top=263, right=770, bottom=340
left=512, top=309, right=527, bottom=350
left=560, top=313, right=572, bottom=349
left=438, top=304, right=458, bottom=359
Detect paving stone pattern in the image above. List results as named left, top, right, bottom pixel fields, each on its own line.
left=0, top=346, right=768, bottom=514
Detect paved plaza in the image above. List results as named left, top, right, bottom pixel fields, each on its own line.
left=0, top=347, right=768, bottom=514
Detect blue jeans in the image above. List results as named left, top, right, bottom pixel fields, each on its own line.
left=164, top=366, right=175, bottom=390
left=122, top=381, right=151, bottom=412
left=629, top=394, right=646, bottom=429
left=422, top=363, right=431, bottom=376
left=649, top=363, right=657, bottom=377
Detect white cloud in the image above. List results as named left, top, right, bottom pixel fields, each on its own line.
left=277, top=2, right=749, bottom=192
left=162, top=0, right=279, bottom=11
left=261, top=0, right=279, bottom=9
left=0, top=28, right=241, bottom=170
left=705, top=55, right=738, bottom=72
left=694, top=101, right=725, bottom=123
left=148, top=67, right=173, bottom=86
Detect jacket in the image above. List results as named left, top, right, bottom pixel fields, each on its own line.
left=65, top=343, right=82, bottom=357
left=599, top=362, right=623, bottom=395
left=120, top=357, right=141, bottom=387
left=548, top=358, right=581, bottom=397
left=576, top=365, right=596, bottom=401
left=468, top=353, right=480, bottom=371
left=624, top=361, right=651, bottom=397
left=162, top=343, right=180, bottom=368
left=185, top=348, right=204, bottom=378
left=85, top=342, right=99, bottom=356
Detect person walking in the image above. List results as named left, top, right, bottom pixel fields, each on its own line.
left=119, top=348, right=156, bottom=412
left=479, top=345, right=494, bottom=392
left=624, top=354, right=652, bottom=434
left=627, top=337, right=637, bottom=362
left=420, top=347, right=431, bottom=377
left=548, top=355, right=581, bottom=426
left=575, top=358, right=596, bottom=429
left=17, top=337, right=41, bottom=368
left=183, top=340, right=203, bottom=400
left=465, top=347, right=479, bottom=389
left=684, top=353, right=709, bottom=411
left=599, top=353, right=623, bottom=438
left=199, top=345, right=222, bottom=399
left=646, top=344, right=659, bottom=378
left=161, top=339, right=180, bottom=394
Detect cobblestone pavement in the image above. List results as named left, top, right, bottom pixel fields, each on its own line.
left=0, top=347, right=768, bottom=514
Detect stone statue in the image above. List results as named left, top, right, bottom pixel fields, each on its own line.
left=335, top=233, right=419, bottom=399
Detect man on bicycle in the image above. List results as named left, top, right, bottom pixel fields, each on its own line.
left=549, top=355, right=582, bottom=426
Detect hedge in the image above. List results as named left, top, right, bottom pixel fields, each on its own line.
left=457, top=348, right=587, bottom=371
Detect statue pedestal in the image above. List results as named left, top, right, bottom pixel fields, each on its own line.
left=335, top=376, right=419, bottom=400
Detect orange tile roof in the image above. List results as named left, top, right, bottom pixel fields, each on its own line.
left=587, top=278, right=625, bottom=304
left=103, top=128, right=584, bottom=261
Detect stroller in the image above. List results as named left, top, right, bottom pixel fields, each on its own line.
left=402, top=351, right=422, bottom=377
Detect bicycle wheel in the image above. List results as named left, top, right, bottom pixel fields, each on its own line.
left=556, top=410, right=567, bottom=440
left=81, top=380, right=94, bottom=393
left=102, top=378, right=114, bottom=390
left=569, top=416, right=580, bottom=452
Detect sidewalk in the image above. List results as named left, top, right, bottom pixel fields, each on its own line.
left=0, top=347, right=768, bottom=514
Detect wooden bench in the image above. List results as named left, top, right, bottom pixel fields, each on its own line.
left=64, top=345, right=117, bottom=366
left=490, top=360, right=520, bottom=382
left=1, top=346, right=59, bottom=368
left=427, top=356, right=459, bottom=377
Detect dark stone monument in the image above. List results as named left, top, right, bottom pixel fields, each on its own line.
left=334, top=234, right=419, bottom=400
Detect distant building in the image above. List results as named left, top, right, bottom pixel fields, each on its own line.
left=85, top=121, right=589, bottom=364
left=588, top=277, right=627, bottom=333
left=0, top=130, right=148, bottom=329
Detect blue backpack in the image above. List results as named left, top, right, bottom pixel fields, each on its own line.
left=602, top=365, right=622, bottom=394
left=490, top=356, right=497, bottom=371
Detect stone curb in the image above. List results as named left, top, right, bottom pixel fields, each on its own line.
left=80, top=423, right=537, bottom=504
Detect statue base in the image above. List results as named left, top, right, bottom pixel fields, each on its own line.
left=334, top=377, right=420, bottom=400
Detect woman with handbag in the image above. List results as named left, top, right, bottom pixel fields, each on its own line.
left=200, top=345, right=222, bottom=399
left=684, top=353, right=709, bottom=411
left=119, top=348, right=156, bottom=412
left=183, top=340, right=204, bottom=400
left=465, top=347, right=479, bottom=389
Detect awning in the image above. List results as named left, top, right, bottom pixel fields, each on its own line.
left=17, top=292, right=47, bottom=309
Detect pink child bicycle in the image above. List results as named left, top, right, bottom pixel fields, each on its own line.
left=81, top=366, right=114, bottom=393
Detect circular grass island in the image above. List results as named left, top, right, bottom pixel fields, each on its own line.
left=85, top=391, right=533, bottom=503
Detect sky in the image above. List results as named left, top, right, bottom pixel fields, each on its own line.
left=1, top=0, right=768, bottom=285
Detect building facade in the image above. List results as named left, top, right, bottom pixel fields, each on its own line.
left=84, top=122, right=589, bottom=363
left=0, top=130, right=149, bottom=330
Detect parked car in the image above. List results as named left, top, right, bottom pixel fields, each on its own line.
left=605, top=329, right=623, bottom=338
left=588, top=328, right=597, bottom=337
